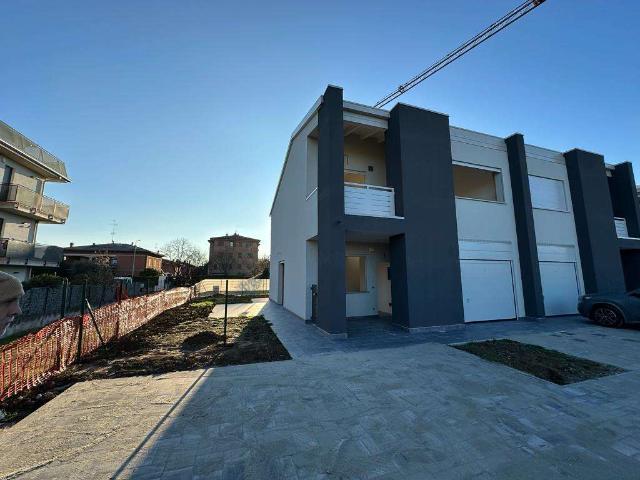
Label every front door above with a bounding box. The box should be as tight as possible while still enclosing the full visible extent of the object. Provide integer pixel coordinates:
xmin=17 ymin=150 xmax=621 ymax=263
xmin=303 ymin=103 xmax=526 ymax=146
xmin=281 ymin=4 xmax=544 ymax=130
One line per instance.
xmin=376 ymin=262 xmax=392 ymax=315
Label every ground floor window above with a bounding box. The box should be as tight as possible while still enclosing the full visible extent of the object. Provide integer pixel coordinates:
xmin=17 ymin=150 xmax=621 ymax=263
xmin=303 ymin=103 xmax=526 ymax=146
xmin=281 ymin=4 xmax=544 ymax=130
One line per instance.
xmin=346 ymin=256 xmax=366 ymax=292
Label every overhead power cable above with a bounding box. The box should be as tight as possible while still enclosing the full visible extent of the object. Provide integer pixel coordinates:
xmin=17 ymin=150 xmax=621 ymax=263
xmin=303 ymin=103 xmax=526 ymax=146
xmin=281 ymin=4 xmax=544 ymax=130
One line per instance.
xmin=373 ymin=0 xmax=547 ymax=108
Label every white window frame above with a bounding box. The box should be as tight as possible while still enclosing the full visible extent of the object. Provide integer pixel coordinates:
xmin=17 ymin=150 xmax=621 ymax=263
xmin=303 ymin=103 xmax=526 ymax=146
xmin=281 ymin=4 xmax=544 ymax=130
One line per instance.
xmin=452 ymin=161 xmax=505 ymax=204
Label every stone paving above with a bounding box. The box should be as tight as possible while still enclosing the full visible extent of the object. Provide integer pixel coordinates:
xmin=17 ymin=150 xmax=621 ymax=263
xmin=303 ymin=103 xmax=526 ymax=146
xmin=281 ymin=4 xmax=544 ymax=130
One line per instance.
xmin=209 ymin=298 xmax=268 ymax=320
xmin=1 ymin=301 xmax=639 ymax=479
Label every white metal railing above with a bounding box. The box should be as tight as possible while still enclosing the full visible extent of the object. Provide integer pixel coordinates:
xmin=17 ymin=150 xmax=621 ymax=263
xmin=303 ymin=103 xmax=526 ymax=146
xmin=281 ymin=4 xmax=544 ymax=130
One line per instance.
xmin=614 ymin=217 xmax=629 ymax=238
xmin=344 ymin=182 xmax=396 ymax=218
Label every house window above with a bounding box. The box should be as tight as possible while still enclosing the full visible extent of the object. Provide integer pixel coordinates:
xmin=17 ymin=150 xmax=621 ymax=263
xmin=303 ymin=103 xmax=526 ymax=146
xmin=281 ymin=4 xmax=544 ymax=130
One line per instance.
xmin=229 ymin=241 xmax=234 ymax=247
xmin=345 ymin=256 xmax=366 ymax=293
xmin=453 ymin=164 xmax=503 ymax=202
xmin=529 ymin=175 xmax=567 ymax=211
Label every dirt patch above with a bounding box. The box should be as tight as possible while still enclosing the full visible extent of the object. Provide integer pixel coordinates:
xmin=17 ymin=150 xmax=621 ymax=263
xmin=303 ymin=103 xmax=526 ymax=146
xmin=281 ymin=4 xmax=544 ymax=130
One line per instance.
xmin=0 ymin=297 xmax=290 ymax=426
xmin=453 ymin=339 xmax=626 ymax=385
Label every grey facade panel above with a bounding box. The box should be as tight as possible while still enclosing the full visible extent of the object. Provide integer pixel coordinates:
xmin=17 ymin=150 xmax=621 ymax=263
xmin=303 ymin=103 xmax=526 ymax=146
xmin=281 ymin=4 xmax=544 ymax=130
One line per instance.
xmin=385 ymin=104 xmax=464 ymax=328
xmin=504 ymin=134 xmax=545 ymax=317
xmin=608 ymin=162 xmax=640 ymax=238
xmin=316 ymin=86 xmax=347 ymax=334
xmin=564 ymin=149 xmax=625 ymax=294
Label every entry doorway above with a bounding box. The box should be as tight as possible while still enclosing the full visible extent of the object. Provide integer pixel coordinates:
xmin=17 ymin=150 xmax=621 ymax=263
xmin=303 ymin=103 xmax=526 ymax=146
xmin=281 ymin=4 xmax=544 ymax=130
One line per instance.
xmin=277 ymin=262 xmax=285 ymax=305
xmin=376 ymin=262 xmax=392 ymax=315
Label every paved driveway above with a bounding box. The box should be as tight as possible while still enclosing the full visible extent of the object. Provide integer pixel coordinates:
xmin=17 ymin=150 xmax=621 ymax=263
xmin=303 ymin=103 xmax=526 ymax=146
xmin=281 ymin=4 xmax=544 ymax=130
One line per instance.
xmin=1 ymin=304 xmax=639 ymax=479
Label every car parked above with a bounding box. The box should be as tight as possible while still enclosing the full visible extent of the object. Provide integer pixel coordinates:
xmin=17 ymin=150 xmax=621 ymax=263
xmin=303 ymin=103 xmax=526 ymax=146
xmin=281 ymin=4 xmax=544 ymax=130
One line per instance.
xmin=578 ymin=290 xmax=640 ymax=327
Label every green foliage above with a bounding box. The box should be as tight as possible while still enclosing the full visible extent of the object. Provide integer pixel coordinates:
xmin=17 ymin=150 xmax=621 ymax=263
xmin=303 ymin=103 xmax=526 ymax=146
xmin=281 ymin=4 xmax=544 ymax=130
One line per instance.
xmin=138 ymin=268 xmax=161 ymax=278
xmin=22 ymin=274 xmax=64 ymax=290
xmin=61 ymin=259 xmax=114 ymax=285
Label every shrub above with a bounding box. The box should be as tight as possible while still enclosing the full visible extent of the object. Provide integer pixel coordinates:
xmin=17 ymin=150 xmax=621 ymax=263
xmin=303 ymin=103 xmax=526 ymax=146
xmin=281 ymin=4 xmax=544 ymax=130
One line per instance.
xmin=22 ymin=274 xmax=64 ymax=290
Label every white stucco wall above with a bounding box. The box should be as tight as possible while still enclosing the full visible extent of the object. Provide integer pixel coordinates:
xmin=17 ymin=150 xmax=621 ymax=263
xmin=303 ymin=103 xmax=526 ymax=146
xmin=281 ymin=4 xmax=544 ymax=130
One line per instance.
xmin=0 ymin=266 xmax=29 ymax=282
xmin=450 ymin=127 xmax=526 ymax=317
xmin=525 ymin=144 xmax=585 ymax=294
xmin=270 ymin=116 xmax=319 ymax=319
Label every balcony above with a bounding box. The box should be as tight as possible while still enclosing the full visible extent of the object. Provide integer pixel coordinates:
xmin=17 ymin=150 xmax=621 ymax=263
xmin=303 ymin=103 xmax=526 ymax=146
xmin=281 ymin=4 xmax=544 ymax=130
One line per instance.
xmin=0 ymin=183 xmax=70 ymax=224
xmin=0 ymin=239 xmax=63 ymax=267
xmin=344 ymin=182 xmax=397 ymax=218
xmin=0 ymin=120 xmax=69 ymax=181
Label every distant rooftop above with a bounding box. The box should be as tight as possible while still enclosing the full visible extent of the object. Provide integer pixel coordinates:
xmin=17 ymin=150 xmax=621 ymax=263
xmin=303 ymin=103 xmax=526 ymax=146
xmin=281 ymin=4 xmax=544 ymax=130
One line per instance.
xmin=209 ymin=233 xmax=260 ymax=243
xmin=64 ymin=242 xmax=163 ymax=258
xmin=0 ymin=120 xmax=69 ymax=181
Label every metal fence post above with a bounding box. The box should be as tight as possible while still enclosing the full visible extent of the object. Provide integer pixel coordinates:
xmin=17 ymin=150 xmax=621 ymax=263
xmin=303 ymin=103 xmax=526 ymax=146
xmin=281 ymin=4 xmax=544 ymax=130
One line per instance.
xmin=223 ymin=279 xmax=229 ymax=345
xmin=76 ymin=280 xmax=87 ymax=359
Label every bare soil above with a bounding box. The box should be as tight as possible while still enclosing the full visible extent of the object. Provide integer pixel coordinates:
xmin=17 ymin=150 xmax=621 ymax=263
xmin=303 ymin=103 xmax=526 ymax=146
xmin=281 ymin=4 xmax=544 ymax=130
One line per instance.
xmin=0 ymin=296 xmax=290 ymax=426
xmin=454 ymin=339 xmax=625 ymax=385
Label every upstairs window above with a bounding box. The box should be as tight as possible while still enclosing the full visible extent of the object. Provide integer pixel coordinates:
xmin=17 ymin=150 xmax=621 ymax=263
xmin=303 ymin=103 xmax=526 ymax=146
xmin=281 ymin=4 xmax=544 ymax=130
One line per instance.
xmin=453 ymin=164 xmax=504 ymax=202
xmin=529 ymin=175 xmax=567 ymax=211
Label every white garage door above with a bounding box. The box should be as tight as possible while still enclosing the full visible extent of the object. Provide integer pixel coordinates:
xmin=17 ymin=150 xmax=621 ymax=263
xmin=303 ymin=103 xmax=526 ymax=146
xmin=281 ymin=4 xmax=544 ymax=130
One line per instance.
xmin=540 ymin=261 xmax=579 ymax=316
xmin=460 ymin=260 xmax=517 ymax=322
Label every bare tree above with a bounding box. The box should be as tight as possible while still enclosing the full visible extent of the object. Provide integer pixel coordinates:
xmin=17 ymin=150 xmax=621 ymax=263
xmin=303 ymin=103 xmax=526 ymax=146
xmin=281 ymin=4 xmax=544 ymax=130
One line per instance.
xmin=162 ymin=238 xmax=207 ymax=284
xmin=210 ymin=250 xmax=235 ymax=277
xmin=252 ymin=255 xmax=270 ymax=278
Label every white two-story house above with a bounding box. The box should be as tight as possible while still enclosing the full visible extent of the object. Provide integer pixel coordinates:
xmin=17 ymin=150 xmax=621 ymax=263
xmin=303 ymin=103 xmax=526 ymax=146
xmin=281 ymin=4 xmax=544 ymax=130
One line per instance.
xmin=0 ymin=120 xmax=70 ymax=281
xmin=270 ymin=86 xmax=640 ymax=337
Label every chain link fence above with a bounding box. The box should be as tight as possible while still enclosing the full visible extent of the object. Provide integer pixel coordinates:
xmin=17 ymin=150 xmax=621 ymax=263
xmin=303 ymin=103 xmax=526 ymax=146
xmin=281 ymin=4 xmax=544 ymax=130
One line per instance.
xmin=0 ymin=287 xmax=194 ymax=400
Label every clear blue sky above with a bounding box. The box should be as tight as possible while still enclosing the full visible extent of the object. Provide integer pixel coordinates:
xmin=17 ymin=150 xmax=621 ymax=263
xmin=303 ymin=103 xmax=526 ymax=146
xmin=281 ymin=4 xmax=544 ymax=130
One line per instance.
xmin=1 ymin=1 xmax=638 ymax=257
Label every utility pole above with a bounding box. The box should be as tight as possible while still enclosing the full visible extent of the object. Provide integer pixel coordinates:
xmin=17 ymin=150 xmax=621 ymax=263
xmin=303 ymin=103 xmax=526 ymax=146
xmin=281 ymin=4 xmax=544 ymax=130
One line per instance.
xmin=131 ymin=239 xmax=140 ymax=278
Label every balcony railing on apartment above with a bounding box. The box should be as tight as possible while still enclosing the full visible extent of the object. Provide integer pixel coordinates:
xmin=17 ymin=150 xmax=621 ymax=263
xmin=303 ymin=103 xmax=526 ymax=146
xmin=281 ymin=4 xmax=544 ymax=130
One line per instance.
xmin=344 ymin=182 xmax=397 ymax=218
xmin=0 ymin=183 xmax=69 ymax=223
xmin=0 ymin=120 xmax=68 ymax=179
xmin=0 ymin=238 xmax=63 ymax=267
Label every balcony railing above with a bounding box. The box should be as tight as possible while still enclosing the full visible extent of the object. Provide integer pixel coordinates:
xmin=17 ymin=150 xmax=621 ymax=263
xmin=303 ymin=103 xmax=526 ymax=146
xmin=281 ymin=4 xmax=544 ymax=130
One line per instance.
xmin=0 ymin=183 xmax=70 ymax=223
xmin=615 ymin=217 xmax=630 ymax=238
xmin=0 ymin=238 xmax=63 ymax=266
xmin=344 ymin=182 xmax=397 ymax=218
xmin=0 ymin=120 xmax=68 ymax=179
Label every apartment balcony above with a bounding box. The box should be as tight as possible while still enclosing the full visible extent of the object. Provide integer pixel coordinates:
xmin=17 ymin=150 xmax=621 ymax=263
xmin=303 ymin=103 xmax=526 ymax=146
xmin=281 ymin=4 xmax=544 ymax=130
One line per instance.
xmin=0 ymin=239 xmax=63 ymax=267
xmin=0 ymin=183 xmax=70 ymax=224
xmin=344 ymin=182 xmax=398 ymax=218
xmin=0 ymin=120 xmax=69 ymax=181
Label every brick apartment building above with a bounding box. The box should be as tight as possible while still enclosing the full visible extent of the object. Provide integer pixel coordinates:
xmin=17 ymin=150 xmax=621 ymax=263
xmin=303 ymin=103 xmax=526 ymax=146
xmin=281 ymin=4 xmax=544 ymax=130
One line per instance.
xmin=64 ymin=242 xmax=163 ymax=277
xmin=208 ymin=234 xmax=260 ymax=277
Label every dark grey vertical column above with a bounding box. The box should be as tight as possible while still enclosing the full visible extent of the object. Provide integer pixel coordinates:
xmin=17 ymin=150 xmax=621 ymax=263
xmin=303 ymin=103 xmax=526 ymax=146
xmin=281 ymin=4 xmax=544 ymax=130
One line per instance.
xmin=385 ymin=104 xmax=464 ymax=330
xmin=564 ymin=149 xmax=625 ymax=293
xmin=609 ymin=162 xmax=640 ymax=238
xmin=317 ymin=86 xmax=347 ymax=335
xmin=505 ymin=134 xmax=545 ymax=318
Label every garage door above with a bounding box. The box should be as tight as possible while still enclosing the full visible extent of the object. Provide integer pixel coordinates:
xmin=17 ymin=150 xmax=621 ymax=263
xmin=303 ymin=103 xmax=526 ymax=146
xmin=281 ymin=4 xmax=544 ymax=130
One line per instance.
xmin=460 ymin=260 xmax=516 ymax=322
xmin=540 ymin=261 xmax=579 ymax=316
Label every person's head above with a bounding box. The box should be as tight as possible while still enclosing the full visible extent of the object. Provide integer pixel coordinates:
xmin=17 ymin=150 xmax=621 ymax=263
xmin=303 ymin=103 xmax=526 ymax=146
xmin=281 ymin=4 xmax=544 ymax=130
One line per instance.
xmin=0 ymin=272 xmax=24 ymax=335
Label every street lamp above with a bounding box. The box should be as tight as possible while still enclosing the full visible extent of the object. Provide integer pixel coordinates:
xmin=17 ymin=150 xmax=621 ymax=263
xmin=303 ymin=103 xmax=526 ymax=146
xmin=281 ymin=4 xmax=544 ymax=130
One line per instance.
xmin=131 ymin=240 xmax=141 ymax=278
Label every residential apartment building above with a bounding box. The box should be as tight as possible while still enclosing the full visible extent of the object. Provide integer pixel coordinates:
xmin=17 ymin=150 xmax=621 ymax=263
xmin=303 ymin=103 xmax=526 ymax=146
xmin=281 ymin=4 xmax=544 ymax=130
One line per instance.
xmin=63 ymin=242 xmax=163 ymax=277
xmin=208 ymin=234 xmax=260 ymax=277
xmin=0 ymin=120 xmax=70 ymax=281
xmin=270 ymin=85 xmax=640 ymax=337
